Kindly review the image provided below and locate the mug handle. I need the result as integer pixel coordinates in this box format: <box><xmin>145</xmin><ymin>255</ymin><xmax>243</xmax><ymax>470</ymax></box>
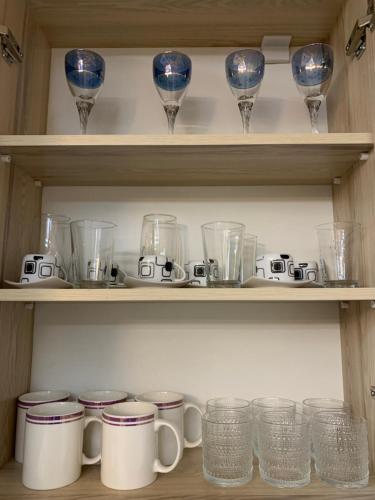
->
<box><xmin>183</xmin><ymin>403</ymin><xmax>203</xmax><ymax>448</ymax></box>
<box><xmin>153</xmin><ymin>418</ymin><xmax>182</xmax><ymax>473</ymax></box>
<box><xmin>82</xmin><ymin>416</ymin><xmax>102</xmax><ymax>465</ymax></box>
<box><xmin>173</xmin><ymin>262</ymin><xmax>187</xmax><ymax>282</ymax></box>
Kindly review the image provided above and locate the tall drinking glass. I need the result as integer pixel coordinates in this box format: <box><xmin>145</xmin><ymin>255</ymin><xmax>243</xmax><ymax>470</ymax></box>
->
<box><xmin>65</xmin><ymin>49</ymin><xmax>105</xmax><ymax>134</ymax></box>
<box><xmin>140</xmin><ymin>214</ymin><xmax>178</xmax><ymax>259</ymax></box>
<box><xmin>39</xmin><ymin>214</ymin><xmax>71</xmax><ymax>280</ymax></box>
<box><xmin>201</xmin><ymin>221</ymin><xmax>244</xmax><ymax>288</ymax></box>
<box><xmin>258</xmin><ymin>411</ymin><xmax>311</xmax><ymax>488</ymax></box>
<box><xmin>292</xmin><ymin>43</ymin><xmax>334</xmax><ymax>134</ymax></box>
<box><xmin>316</xmin><ymin>222</ymin><xmax>361</xmax><ymax>287</ymax></box>
<box><xmin>153</xmin><ymin>51</ymin><xmax>192</xmax><ymax>134</ymax></box>
<box><xmin>71</xmin><ymin>219</ymin><xmax>116</xmax><ymax>288</ymax></box>
<box><xmin>242</xmin><ymin>234</ymin><xmax>257</xmax><ymax>283</ymax></box>
<box><xmin>202</xmin><ymin>409</ymin><xmax>252</xmax><ymax>487</ymax></box>
<box><xmin>225</xmin><ymin>49</ymin><xmax>265</xmax><ymax>134</ymax></box>
<box><xmin>312</xmin><ymin>412</ymin><xmax>369</xmax><ymax>488</ymax></box>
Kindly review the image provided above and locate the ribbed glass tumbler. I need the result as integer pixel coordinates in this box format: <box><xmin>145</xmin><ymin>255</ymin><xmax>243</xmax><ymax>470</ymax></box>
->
<box><xmin>312</xmin><ymin>412</ymin><xmax>369</xmax><ymax>488</ymax></box>
<box><xmin>202</xmin><ymin>409</ymin><xmax>252</xmax><ymax>487</ymax></box>
<box><xmin>258</xmin><ymin>411</ymin><xmax>311</xmax><ymax>488</ymax></box>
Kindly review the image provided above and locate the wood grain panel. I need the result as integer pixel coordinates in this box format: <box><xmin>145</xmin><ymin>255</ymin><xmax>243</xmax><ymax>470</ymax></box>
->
<box><xmin>0</xmin><ymin>133</ymin><xmax>371</xmax><ymax>186</ymax></box>
<box><xmin>0</xmin><ymin>449</ymin><xmax>375</xmax><ymax>499</ymax></box>
<box><xmin>27</xmin><ymin>0</ymin><xmax>345</xmax><ymax>47</ymax></box>
<box><xmin>327</xmin><ymin>0</ymin><xmax>375</xmax><ymax>471</ymax></box>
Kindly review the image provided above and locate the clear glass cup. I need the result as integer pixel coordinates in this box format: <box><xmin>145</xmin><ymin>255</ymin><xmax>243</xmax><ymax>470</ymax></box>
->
<box><xmin>241</xmin><ymin>234</ymin><xmax>257</xmax><ymax>283</ymax></box>
<box><xmin>291</xmin><ymin>43</ymin><xmax>334</xmax><ymax>134</ymax></box>
<box><xmin>65</xmin><ymin>49</ymin><xmax>105</xmax><ymax>134</ymax></box>
<box><xmin>201</xmin><ymin>221</ymin><xmax>245</xmax><ymax>288</ymax></box>
<box><xmin>302</xmin><ymin>398</ymin><xmax>351</xmax><ymax>419</ymax></box>
<box><xmin>202</xmin><ymin>409</ymin><xmax>252</xmax><ymax>487</ymax></box>
<box><xmin>153</xmin><ymin>51</ymin><xmax>192</xmax><ymax>134</ymax></box>
<box><xmin>39</xmin><ymin>214</ymin><xmax>71</xmax><ymax>280</ymax></box>
<box><xmin>71</xmin><ymin>219</ymin><xmax>116</xmax><ymax>288</ymax></box>
<box><xmin>252</xmin><ymin>397</ymin><xmax>296</xmax><ymax>456</ymax></box>
<box><xmin>258</xmin><ymin>411</ymin><xmax>311</xmax><ymax>488</ymax></box>
<box><xmin>206</xmin><ymin>398</ymin><xmax>251</xmax><ymax>416</ymax></box>
<box><xmin>225</xmin><ymin>49</ymin><xmax>265</xmax><ymax>133</ymax></box>
<box><xmin>312</xmin><ymin>411</ymin><xmax>369</xmax><ymax>488</ymax></box>
<box><xmin>140</xmin><ymin>213</ymin><xmax>178</xmax><ymax>259</ymax></box>
<box><xmin>316</xmin><ymin>222</ymin><xmax>361</xmax><ymax>288</ymax></box>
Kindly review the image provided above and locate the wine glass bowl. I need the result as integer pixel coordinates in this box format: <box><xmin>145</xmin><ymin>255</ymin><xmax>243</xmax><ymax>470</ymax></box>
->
<box><xmin>292</xmin><ymin>43</ymin><xmax>334</xmax><ymax>134</ymax></box>
<box><xmin>65</xmin><ymin>49</ymin><xmax>105</xmax><ymax>134</ymax></box>
<box><xmin>153</xmin><ymin>50</ymin><xmax>192</xmax><ymax>134</ymax></box>
<box><xmin>225</xmin><ymin>49</ymin><xmax>265</xmax><ymax>134</ymax></box>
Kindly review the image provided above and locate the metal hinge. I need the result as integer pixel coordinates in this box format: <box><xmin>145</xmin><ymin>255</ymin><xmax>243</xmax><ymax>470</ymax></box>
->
<box><xmin>346</xmin><ymin>0</ymin><xmax>375</xmax><ymax>59</ymax></box>
<box><xmin>0</xmin><ymin>25</ymin><xmax>23</xmax><ymax>64</ymax></box>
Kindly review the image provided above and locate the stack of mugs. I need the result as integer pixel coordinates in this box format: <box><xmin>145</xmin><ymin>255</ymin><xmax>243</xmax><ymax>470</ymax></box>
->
<box><xmin>16</xmin><ymin>389</ymin><xmax>202</xmax><ymax>491</ymax></box>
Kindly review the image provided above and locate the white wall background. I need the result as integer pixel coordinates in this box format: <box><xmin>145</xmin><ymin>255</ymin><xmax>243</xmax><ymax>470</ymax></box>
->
<box><xmin>31</xmin><ymin>49</ymin><xmax>342</xmax><ymax>423</ymax></box>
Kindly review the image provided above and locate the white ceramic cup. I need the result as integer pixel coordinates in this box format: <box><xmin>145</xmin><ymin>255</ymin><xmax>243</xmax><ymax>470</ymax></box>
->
<box><xmin>101</xmin><ymin>401</ymin><xmax>182</xmax><ymax>490</ymax></box>
<box><xmin>294</xmin><ymin>260</ymin><xmax>319</xmax><ymax>282</ymax></box>
<box><xmin>136</xmin><ymin>391</ymin><xmax>203</xmax><ymax>465</ymax></box>
<box><xmin>22</xmin><ymin>402</ymin><xmax>101</xmax><ymax>490</ymax></box>
<box><xmin>138</xmin><ymin>255</ymin><xmax>186</xmax><ymax>282</ymax></box>
<box><xmin>15</xmin><ymin>390</ymin><xmax>70</xmax><ymax>463</ymax></box>
<box><xmin>20</xmin><ymin>253</ymin><xmax>66</xmax><ymax>283</ymax></box>
<box><xmin>256</xmin><ymin>253</ymin><xmax>295</xmax><ymax>282</ymax></box>
<box><xmin>184</xmin><ymin>261</ymin><xmax>207</xmax><ymax>287</ymax></box>
<box><xmin>78</xmin><ymin>390</ymin><xmax>128</xmax><ymax>458</ymax></box>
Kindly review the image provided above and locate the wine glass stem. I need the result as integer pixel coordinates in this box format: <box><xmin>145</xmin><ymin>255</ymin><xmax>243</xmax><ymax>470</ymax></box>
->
<box><xmin>305</xmin><ymin>98</ymin><xmax>322</xmax><ymax>134</ymax></box>
<box><xmin>76</xmin><ymin>99</ymin><xmax>94</xmax><ymax>135</ymax></box>
<box><xmin>238</xmin><ymin>100</ymin><xmax>254</xmax><ymax>134</ymax></box>
<box><xmin>164</xmin><ymin>104</ymin><xmax>179</xmax><ymax>134</ymax></box>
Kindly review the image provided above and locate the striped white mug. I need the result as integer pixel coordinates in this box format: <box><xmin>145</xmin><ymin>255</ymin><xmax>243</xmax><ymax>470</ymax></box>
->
<box><xmin>22</xmin><ymin>402</ymin><xmax>101</xmax><ymax>490</ymax></box>
<box><xmin>15</xmin><ymin>390</ymin><xmax>70</xmax><ymax>463</ymax></box>
<box><xmin>101</xmin><ymin>402</ymin><xmax>182</xmax><ymax>490</ymax></box>
<box><xmin>136</xmin><ymin>391</ymin><xmax>203</xmax><ymax>464</ymax></box>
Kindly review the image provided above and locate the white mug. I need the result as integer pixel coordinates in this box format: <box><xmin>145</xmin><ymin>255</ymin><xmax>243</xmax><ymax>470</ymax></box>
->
<box><xmin>15</xmin><ymin>390</ymin><xmax>70</xmax><ymax>463</ymax></box>
<box><xmin>101</xmin><ymin>402</ymin><xmax>182</xmax><ymax>490</ymax></box>
<box><xmin>20</xmin><ymin>253</ymin><xmax>66</xmax><ymax>283</ymax></box>
<box><xmin>184</xmin><ymin>261</ymin><xmax>207</xmax><ymax>287</ymax></box>
<box><xmin>136</xmin><ymin>391</ymin><xmax>203</xmax><ymax>465</ymax></box>
<box><xmin>294</xmin><ymin>260</ymin><xmax>319</xmax><ymax>282</ymax></box>
<box><xmin>78</xmin><ymin>390</ymin><xmax>128</xmax><ymax>458</ymax></box>
<box><xmin>22</xmin><ymin>402</ymin><xmax>101</xmax><ymax>490</ymax></box>
<box><xmin>256</xmin><ymin>253</ymin><xmax>295</xmax><ymax>282</ymax></box>
<box><xmin>138</xmin><ymin>255</ymin><xmax>186</xmax><ymax>282</ymax></box>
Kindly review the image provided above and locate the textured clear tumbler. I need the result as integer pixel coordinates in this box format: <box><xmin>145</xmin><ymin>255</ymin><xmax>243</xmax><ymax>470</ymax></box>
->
<box><xmin>312</xmin><ymin>412</ymin><xmax>369</xmax><ymax>488</ymax></box>
<box><xmin>202</xmin><ymin>409</ymin><xmax>252</xmax><ymax>487</ymax></box>
<box><xmin>258</xmin><ymin>411</ymin><xmax>311</xmax><ymax>488</ymax></box>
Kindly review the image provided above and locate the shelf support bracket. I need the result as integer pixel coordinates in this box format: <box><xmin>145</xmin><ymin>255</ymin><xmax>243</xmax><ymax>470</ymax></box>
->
<box><xmin>24</xmin><ymin>302</ymin><xmax>34</xmax><ymax>310</ymax></box>
<box><xmin>340</xmin><ymin>301</ymin><xmax>350</xmax><ymax>310</ymax></box>
<box><xmin>370</xmin><ymin>300</ymin><xmax>375</xmax><ymax>310</ymax></box>
<box><xmin>0</xmin><ymin>154</ymin><xmax>11</xmax><ymax>164</ymax></box>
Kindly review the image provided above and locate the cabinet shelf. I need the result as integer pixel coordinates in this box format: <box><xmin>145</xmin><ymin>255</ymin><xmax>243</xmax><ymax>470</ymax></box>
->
<box><xmin>1</xmin><ymin>449</ymin><xmax>374</xmax><ymax>499</ymax></box>
<box><xmin>0</xmin><ymin>288</ymin><xmax>374</xmax><ymax>303</ymax></box>
<box><xmin>0</xmin><ymin>134</ymin><xmax>372</xmax><ymax>186</ymax></box>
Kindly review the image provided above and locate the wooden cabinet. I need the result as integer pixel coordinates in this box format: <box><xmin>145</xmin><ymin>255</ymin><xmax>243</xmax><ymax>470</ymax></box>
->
<box><xmin>0</xmin><ymin>0</ymin><xmax>375</xmax><ymax>497</ymax></box>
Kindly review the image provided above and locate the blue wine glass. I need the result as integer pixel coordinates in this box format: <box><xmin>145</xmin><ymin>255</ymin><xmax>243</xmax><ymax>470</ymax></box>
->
<box><xmin>153</xmin><ymin>51</ymin><xmax>192</xmax><ymax>134</ymax></box>
<box><xmin>225</xmin><ymin>49</ymin><xmax>265</xmax><ymax>134</ymax></box>
<box><xmin>65</xmin><ymin>49</ymin><xmax>105</xmax><ymax>134</ymax></box>
<box><xmin>292</xmin><ymin>43</ymin><xmax>334</xmax><ymax>134</ymax></box>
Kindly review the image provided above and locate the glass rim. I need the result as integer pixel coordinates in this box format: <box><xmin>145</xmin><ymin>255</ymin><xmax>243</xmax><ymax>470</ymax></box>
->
<box><xmin>201</xmin><ymin>221</ymin><xmax>245</xmax><ymax>231</ymax></box>
<box><xmin>302</xmin><ymin>397</ymin><xmax>350</xmax><ymax>408</ymax></box>
<box><xmin>206</xmin><ymin>397</ymin><xmax>251</xmax><ymax>409</ymax></box>
<box><xmin>244</xmin><ymin>233</ymin><xmax>257</xmax><ymax>240</ymax></box>
<box><xmin>293</xmin><ymin>43</ymin><xmax>333</xmax><ymax>56</ymax></box>
<box><xmin>143</xmin><ymin>213</ymin><xmax>177</xmax><ymax>224</ymax></box>
<box><xmin>315</xmin><ymin>221</ymin><xmax>361</xmax><ymax>231</ymax></box>
<box><xmin>70</xmin><ymin>219</ymin><xmax>117</xmax><ymax>229</ymax></box>
<box><xmin>203</xmin><ymin>409</ymin><xmax>252</xmax><ymax>424</ymax></box>
<box><xmin>65</xmin><ymin>48</ymin><xmax>105</xmax><ymax>63</ymax></box>
<box><xmin>252</xmin><ymin>397</ymin><xmax>296</xmax><ymax>409</ymax></box>
<box><xmin>313</xmin><ymin>410</ymin><xmax>366</xmax><ymax>426</ymax></box>
<box><xmin>260</xmin><ymin>410</ymin><xmax>308</xmax><ymax>427</ymax></box>
<box><xmin>41</xmin><ymin>213</ymin><xmax>71</xmax><ymax>224</ymax></box>
<box><xmin>226</xmin><ymin>48</ymin><xmax>265</xmax><ymax>60</ymax></box>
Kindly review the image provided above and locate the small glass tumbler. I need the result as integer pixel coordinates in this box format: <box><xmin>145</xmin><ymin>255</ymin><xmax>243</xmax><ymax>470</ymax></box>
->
<box><xmin>241</xmin><ymin>234</ymin><xmax>257</xmax><ymax>283</ymax></box>
<box><xmin>312</xmin><ymin>411</ymin><xmax>369</xmax><ymax>488</ymax></box>
<box><xmin>140</xmin><ymin>213</ymin><xmax>178</xmax><ymax>259</ymax></box>
<box><xmin>39</xmin><ymin>214</ymin><xmax>71</xmax><ymax>280</ymax></box>
<box><xmin>316</xmin><ymin>222</ymin><xmax>361</xmax><ymax>288</ymax></box>
<box><xmin>206</xmin><ymin>398</ymin><xmax>251</xmax><ymax>416</ymax></box>
<box><xmin>258</xmin><ymin>411</ymin><xmax>311</xmax><ymax>488</ymax></box>
<box><xmin>252</xmin><ymin>397</ymin><xmax>296</xmax><ymax>457</ymax></box>
<box><xmin>202</xmin><ymin>409</ymin><xmax>252</xmax><ymax>487</ymax></box>
<box><xmin>201</xmin><ymin>221</ymin><xmax>245</xmax><ymax>288</ymax></box>
<box><xmin>71</xmin><ymin>219</ymin><xmax>116</xmax><ymax>288</ymax></box>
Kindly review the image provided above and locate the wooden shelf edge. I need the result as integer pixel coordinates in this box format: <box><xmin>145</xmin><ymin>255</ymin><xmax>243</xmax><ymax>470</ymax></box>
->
<box><xmin>0</xmin><ymin>288</ymin><xmax>375</xmax><ymax>302</ymax></box>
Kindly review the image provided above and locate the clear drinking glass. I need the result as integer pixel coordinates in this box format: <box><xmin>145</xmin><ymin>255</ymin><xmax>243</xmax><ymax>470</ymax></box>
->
<box><xmin>225</xmin><ymin>49</ymin><xmax>265</xmax><ymax>134</ymax></box>
<box><xmin>312</xmin><ymin>411</ymin><xmax>369</xmax><ymax>488</ymax></box>
<box><xmin>65</xmin><ymin>49</ymin><xmax>105</xmax><ymax>134</ymax></box>
<box><xmin>71</xmin><ymin>219</ymin><xmax>116</xmax><ymax>288</ymax></box>
<box><xmin>258</xmin><ymin>411</ymin><xmax>311</xmax><ymax>488</ymax></box>
<box><xmin>241</xmin><ymin>234</ymin><xmax>257</xmax><ymax>283</ymax></box>
<box><xmin>252</xmin><ymin>397</ymin><xmax>296</xmax><ymax>457</ymax></box>
<box><xmin>140</xmin><ymin>214</ymin><xmax>178</xmax><ymax>259</ymax></box>
<box><xmin>202</xmin><ymin>409</ymin><xmax>252</xmax><ymax>487</ymax></box>
<box><xmin>201</xmin><ymin>221</ymin><xmax>244</xmax><ymax>288</ymax></box>
<box><xmin>316</xmin><ymin>222</ymin><xmax>361</xmax><ymax>288</ymax></box>
<box><xmin>302</xmin><ymin>398</ymin><xmax>351</xmax><ymax>419</ymax></box>
<box><xmin>206</xmin><ymin>398</ymin><xmax>251</xmax><ymax>416</ymax></box>
<box><xmin>291</xmin><ymin>43</ymin><xmax>334</xmax><ymax>134</ymax></box>
<box><xmin>153</xmin><ymin>51</ymin><xmax>192</xmax><ymax>134</ymax></box>
<box><xmin>39</xmin><ymin>214</ymin><xmax>71</xmax><ymax>280</ymax></box>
